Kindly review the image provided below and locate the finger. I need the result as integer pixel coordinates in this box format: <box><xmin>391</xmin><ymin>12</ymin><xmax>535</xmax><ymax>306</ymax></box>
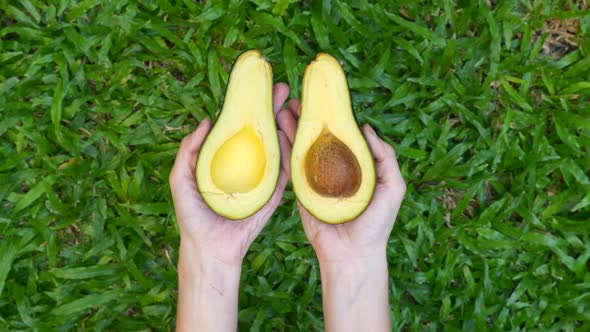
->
<box><xmin>287</xmin><ymin>99</ymin><xmax>301</xmax><ymax>118</ymax></box>
<box><xmin>278</xmin><ymin>130</ymin><xmax>292</xmax><ymax>176</ymax></box>
<box><xmin>269</xmin><ymin>167</ymin><xmax>289</xmax><ymax>212</ymax></box>
<box><xmin>246</xmin><ymin>132</ymin><xmax>290</xmax><ymax>223</ymax></box>
<box><xmin>180</xmin><ymin>118</ymin><xmax>212</xmax><ymax>171</ymax></box>
<box><xmin>362</xmin><ymin>124</ymin><xmax>405</xmax><ymax>191</ymax></box>
<box><xmin>169</xmin><ymin>119</ymin><xmax>213</xmax><ymax>216</ymax></box>
<box><xmin>248</xmin><ymin>161</ymin><xmax>290</xmax><ymax>233</ymax></box>
<box><xmin>296</xmin><ymin>201</ymin><xmax>330</xmax><ymax>244</ymax></box>
<box><xmin>297</xmin><ymin>201</ymin><xmax>315</xmax><ymax>240</ymax></box>
<box><xmin>170</xmin><ymin>118</ymin><xmax>212</xmax><ymax>186</ymax></box>
<box><xmin>237</xmin><ymin>168</ymin><xmax>288</xmax><ymax>253</ymax></box>
<box><xmin>276</xmin><ymin>109</ymin><xmax>297</xmax><ymax>144</ymax></box>
<box><xmin>273</xmin><ymin>83</ymin><xmax>290</xmax><ymax>115</ymax></box>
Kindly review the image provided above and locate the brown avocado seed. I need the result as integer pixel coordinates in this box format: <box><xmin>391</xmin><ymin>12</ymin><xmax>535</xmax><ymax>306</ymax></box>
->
<box><xmin>304</xmin><ymin>131</ymin><xmax>362</xmax><ymax>197</ymax></box>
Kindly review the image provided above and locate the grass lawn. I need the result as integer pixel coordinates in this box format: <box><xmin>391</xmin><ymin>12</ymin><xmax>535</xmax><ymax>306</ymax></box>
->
<box><xmin>1</xmin><ymin>0</ymin><xmax>590</xmax><ymax>330</ymax></box>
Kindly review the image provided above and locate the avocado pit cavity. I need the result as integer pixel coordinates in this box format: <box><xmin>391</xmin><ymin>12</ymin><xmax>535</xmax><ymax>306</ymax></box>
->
<box><xmin>210</xmin><ymin>127</ymin><xmax>266</xmax><ymax>193</ymax></box>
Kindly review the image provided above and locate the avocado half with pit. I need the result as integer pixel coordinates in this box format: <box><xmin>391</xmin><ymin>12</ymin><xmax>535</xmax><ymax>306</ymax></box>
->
<box><xmin>291</xmin><ymin>53</ymin><xmax>376</xmax><ymax>224</ymax></box>
<box><xmin>196</xmin><ymin>50</ymin><xmax>279</xmax><ymax>220</ymax></box>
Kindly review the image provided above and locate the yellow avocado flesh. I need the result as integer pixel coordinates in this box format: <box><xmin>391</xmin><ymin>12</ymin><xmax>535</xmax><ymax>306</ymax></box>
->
<box><xmin>291</xmin><ymin>53</ymin><xmax>376</xmax><ymax>224</ymax></box>
<box><xmin>210</xmin><ymin>127</ymin><xmax>266</xmax><ymax>193</ymax></box>
<box><xmin>196</xmin><ymin>50</ymin><xmax>279</xmax><ymax>220</ymax></box>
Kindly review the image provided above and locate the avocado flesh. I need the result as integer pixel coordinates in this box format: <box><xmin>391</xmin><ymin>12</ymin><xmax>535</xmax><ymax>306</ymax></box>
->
<box><xmin>291</xmin><ymin>53</ymin><xmax>376</xmax><ymax>224</ymax></box>
<box><xmin>210</xmin><ymin>127</ymin><xmax>266</xmax><ymax>193</ymax></box>
<box><xmin>196</xmin><ymin>50</ymin><xmax>279</xmax><ymax>220</ymax></box>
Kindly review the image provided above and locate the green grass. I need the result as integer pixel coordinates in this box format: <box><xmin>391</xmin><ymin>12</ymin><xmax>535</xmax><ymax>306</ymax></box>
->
<box><xmin>1</xmin><ymin>0</ymin><xmax>590</xmax><ymax>330</ymax></box>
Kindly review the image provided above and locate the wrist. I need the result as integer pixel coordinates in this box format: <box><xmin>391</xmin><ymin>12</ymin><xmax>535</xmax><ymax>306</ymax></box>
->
<box><xmin>315</xmin><ymin>242</ymin><xmax>387</xmax><ymax>266</ymax></box>
<box><xmin>318</xmin><ymin>249</ymin><xmax>389</xmax><ymax>306</ymax></box>
<box><xmin>318</xmin><ymin>251</ymin><xmax>388</xmax><ymax>281</ymax></box>
<box><xmin>318</xmin><ymin>250</ymin><xmax>391</xmax><ymax>332</ymax></box>
<box><xmin>179</xmin><ymin>240</ymin><xmax>243</xmax><ymax>276</ymax></box>
<box><xmin>177</xmin><ymin>239</ymin><xmax>243</xmax><ymax>313</ymax></box>
<box><xmin>176</xmin><ymin>240</ymin><xmax>242</xmax><ymax>332</ymax></box>
<box><xmin>179</xmin><ymin>235</ymin><xmax>245</xmax><ymax>269</ymax></box>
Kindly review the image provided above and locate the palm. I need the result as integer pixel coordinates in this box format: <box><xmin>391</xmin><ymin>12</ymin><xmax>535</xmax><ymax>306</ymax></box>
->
<box><xmin>300</xmin><ymin>184</ymin><xmax>402</xmax><ymax>261</ymax></box>
<box><xmin>175</xmin><ymin>162</ymin><xmax>287</xmax><ymax>264</ymax></box>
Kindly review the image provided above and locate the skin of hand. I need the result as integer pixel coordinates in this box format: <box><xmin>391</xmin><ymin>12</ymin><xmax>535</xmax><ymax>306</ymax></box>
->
<box><xmin>170</xmin><ymin>83</ymin><xmax>291</xmax><ymax>332</ymax></box>
<box><xmin>276</xmin><ymin>99</ymin><xmax>406</xmax><ymax>332</ymax></box>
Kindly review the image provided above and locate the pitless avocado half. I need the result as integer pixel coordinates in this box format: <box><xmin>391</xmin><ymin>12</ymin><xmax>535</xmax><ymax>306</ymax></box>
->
<box><xmin>196</xmin><ymin>50</ymin><xmax>280</xmax><ymax>220</ymax></box>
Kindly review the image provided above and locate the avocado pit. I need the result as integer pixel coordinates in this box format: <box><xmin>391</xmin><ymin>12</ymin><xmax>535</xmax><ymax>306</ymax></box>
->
<box><xmin>304</xmin><ymin>131</ymin><xmax>362</xmax><ymax>197</ymax></box>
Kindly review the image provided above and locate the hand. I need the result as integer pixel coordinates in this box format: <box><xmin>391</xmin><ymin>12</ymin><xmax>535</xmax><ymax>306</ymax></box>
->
<box><xmin>169</xmin><ymin>83</ymin><xmax>292</xmax><ymax>266</ymax></box>
<box><xmin>172</xmin><ymin>83</ymin><xmax>293</xmax><ymax>332</ymax></box>
<box><xmin>276</xmin><ymin>99</ymin><xmax>406</xmax><ymax>262</ymax></box>
<box><xmin>277</xmin><ymin>99</ymin><xmax>405</xmax><ymax>332</ymax></box>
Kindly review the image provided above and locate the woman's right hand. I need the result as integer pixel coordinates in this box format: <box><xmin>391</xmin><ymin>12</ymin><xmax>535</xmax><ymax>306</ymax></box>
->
<box><xmin>276</xmin><ymin>99</ymin><xmax>405</xmax><ymax>332</ymax></box>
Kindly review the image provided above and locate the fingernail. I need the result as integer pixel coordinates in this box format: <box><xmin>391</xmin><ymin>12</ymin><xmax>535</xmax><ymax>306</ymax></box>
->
<box><xmin>366</xmin><ymin>124</ymin><xmax>376</xmax><ymax>136</ymax></box>
<box><xmin>197</xmin><ymin>118</ymin><xmax>211</xmax><ymax>130</ymax></box>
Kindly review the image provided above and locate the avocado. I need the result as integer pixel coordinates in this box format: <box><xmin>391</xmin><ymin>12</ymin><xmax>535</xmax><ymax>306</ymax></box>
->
<box><xmin>196</xmin><ymin>50</ymin><xmax>280</xmax><ymax>220</ymax></box>
<box><xmin>291</xmin><ymin>53</ymin><xmax>376</xmax><ymax>224</ymax></box>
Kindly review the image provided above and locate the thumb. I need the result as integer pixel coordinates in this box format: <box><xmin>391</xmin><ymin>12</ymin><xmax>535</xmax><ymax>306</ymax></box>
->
<box><xmin>170</xmin><ymin>118</ymin><xmax>212</xmax><ymax>186</ymax></box>
<box><xmin>362</xmin><ymin>124</ymin><xmax>404</xmax><ymax>190</ymax></box>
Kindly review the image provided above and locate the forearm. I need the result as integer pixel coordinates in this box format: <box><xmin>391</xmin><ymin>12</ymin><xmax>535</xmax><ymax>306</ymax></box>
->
<box><xmin>176</xmin><ymin>241</ymin><xmax>242</xmax><ymax>332</ymax></box>
<box><xmin>318</xmin><ymin>251</ymin><xmax>391</xmax><ymax>332</ymax></box>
